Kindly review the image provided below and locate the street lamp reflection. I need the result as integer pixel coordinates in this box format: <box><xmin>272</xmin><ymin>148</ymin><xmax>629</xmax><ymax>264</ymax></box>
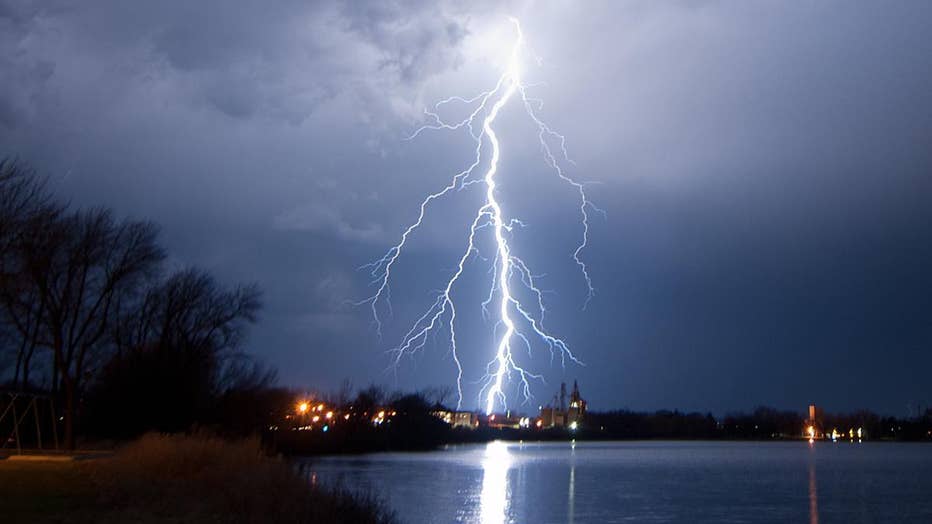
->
<box><xmin>808</xmin><ymin>452</ymin><xmax>819</xmax><ymax>524</ymax></box>
<box><xmin>480</xmin><ymin>441</ymin><xmax>512</xmax><ymax>524</ymax></box>
<box><xmin>567</xmin><ymin>463</ymin><xmax>576</xmax><ymax>524</ymax></box>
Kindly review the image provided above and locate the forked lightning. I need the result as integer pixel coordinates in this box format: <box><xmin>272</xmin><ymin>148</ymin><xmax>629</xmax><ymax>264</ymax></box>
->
<box><xmin>357</xmin><ymin>18</ymin><xmax>600</xmax><ymax>414</ymax></box>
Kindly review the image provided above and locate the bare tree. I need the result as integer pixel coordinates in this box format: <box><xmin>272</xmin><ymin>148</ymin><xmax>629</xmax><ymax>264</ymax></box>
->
<box><xmin>332</xmin><ymin>379</ymin><xmax>355</xmax><ymax>407</ymax></box>
<box><xmin>0</xmin><ymin>160</ymin><xmax>61</xmax><ymax>390</ymax></box>
<box><xmin>2</xmin><ymin>158</ymin><xmax>267</xmax><ymax>443</ymax></box>
<box><xmin>114</xmin><ymin>268</ymin><xmax>260</xmax><ymax>360</ymax></box>
<box><xmin>0</xmin><ymin>159</ymin><xmax>55</xmax><ymax>252</ymax></box>
<box><xmin>95</xmin><ymin>268</ymin><xmax>261</xmax><ymax>435</ymax></box>
<box><xmin>14</xmin><ymin>208</ymin><xmax>164</xmax><ymax>447</ymax></box>
<box><xmin>353</xmin><ymin>384</ymin><xmax>387</xmax><ymax>414</ymax></box>
<box><xmin>216</xmin><ymin>357</ymin><xmax>278</xmax><ymax>393</ymax></box>
<box><xmin>1</xmin><ymin>279</ymin><xmax>46</xmax><ymax>390</ymax></box>
<box><xmin>423</xmin><ymin>385</ymin><xmax>455</xmax><ymax>408</ymax></box>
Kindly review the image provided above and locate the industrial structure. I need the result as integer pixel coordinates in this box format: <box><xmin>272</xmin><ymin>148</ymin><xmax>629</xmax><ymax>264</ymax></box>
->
<box><xmin>804</xmin><ymin>404</ymin><xmax>824</xmax><ymax>440</ymax></box>
<box><xmin>539</xmin><ymin>381</ymin><xmax>587</xmax><ymax>429</ymax></box>
<box><xmin>804</xmin><ymin>403</ymin><xmax>867</xmax><ymax>442</ymax></box>
<box><xmin>430</xmin><ymin>381</ymin><xmax>588</xmax><ymax>431</ymax></box>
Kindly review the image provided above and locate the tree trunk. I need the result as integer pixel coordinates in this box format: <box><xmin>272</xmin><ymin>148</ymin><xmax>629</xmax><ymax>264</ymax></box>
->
<box><xmin>22</xmin><ymin>348</ymin><xmax>32</xmax><ymax>390</ymax></box>
<box><xmin>51</xmin><ymin>350</ymin><xmax>59</xmax><ymax>396</ymax></box>
<box><xmin>22</xmin><ymin>303</ymin><xmax>43</xmax><ymax>392</ymax></box>
<box><xmin>13</xmin><ymin>348</ymin><xmax>23</xmax><ymax>390</ymax></box>
<box><xmin>63</xmin><ymin>378</ymin><xmax>76</xmax><ymax>450</ymax></box>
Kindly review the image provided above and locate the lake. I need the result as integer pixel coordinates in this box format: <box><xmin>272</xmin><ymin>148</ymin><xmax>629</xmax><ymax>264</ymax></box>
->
<box><xmin>302</xmin><ymin>440</ymin><xmax>932</xmax><ymax>523</ymax></box>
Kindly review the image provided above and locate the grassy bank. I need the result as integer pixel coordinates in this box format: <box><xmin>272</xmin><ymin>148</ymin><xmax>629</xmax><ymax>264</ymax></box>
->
<box><xmin>0</xmin><ymin>459</ymin><xmax>96</xmax><ymax>521</ymax></box>
<box><xmin>0</xmin><ymin>434</ymin><xmax>395</xmax><ymax>524</ymax></box>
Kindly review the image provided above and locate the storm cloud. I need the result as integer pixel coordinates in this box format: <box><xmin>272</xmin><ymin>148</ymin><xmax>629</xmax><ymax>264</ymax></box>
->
<box><xmin>2</xmin><ymin>0</ymin><xmax>931</xmax><ymax>414</ymax></box>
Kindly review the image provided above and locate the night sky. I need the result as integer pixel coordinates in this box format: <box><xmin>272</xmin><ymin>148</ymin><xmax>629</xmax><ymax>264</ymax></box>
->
<box><xmin>2</xmin><ymin>1</ymin><xmax>931</xmax><ymax>415</ymax></box>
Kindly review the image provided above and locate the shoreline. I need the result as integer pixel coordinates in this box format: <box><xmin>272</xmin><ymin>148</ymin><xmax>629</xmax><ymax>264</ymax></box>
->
<box><xmin>274</xmin><ymin>428</ymin><xmax>929</xmax><ymax>458</ymax></box>
<box><xmin>0</xmin><ymin>434</ymin><xmax>396</xmax><ymax>524</ymax></box>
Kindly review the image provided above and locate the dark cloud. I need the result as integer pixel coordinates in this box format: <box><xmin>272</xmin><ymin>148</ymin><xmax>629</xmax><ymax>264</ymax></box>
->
<box><xmin>1</xmin><ymin>0</ymin><xmax>930</xmax><ymax>414</ymax></box>
<box><xmin>339</xmin><ymin>1</ymin><xmax>470</xmax><ymax>82</ymax></box>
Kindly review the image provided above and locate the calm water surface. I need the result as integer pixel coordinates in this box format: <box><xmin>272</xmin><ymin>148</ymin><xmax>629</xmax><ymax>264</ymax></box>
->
<box><xmin>302</xmin><ymin>441</ymin><xmax>932</xmax><ymax>523</ymax></box>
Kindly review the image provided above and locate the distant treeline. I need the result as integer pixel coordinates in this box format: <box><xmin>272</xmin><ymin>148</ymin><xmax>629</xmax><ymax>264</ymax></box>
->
<box><xmin>585</xmin><ymin>406</ymin><xmax>932</xmax><ymax>441</ymax></box>
<box><xmin>0</xmin><ymin>158</ymin><xmax>272</xmax><ymax>448</ymax></box>
<box><xmin>274</xmin><ymin>388</ymin><xmax>932</xmax><ymax>456</ymax></box>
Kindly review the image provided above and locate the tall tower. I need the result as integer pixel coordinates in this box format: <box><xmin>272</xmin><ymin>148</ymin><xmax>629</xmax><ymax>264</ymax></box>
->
<box><xmin>567</xmin><ymin>380</ymin><xmax>586</xmax><ymax>426</ymax></box>
<box><xmin>559</xmin><ymin>382</ymin><xmax>567</xmax><ymax>411</ymax></box>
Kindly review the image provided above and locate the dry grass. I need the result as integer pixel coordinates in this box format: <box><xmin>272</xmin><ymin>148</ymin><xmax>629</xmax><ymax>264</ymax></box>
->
<box><xmin>87</xmin><ymin>433</ymin><xmax>397</xmax><ymax>524</ymax></box>
<box><xmin>0</xmin><ymin>434</ymin><xmax>396</xmax><ymax>524</ymax></box>
<box><xmin>0</xmin><ymin>460</ymin><xmax>95</xmax><ymax>522</ymax></box>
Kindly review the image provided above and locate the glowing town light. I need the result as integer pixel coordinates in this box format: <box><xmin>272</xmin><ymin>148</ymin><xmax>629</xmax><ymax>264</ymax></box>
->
<box><xmin>297</xmin><ymin>402</ymin><xmax>310</xmax><ymax>414</ymax></box>
<box><xmin>358</xmin><ymin>18</ymin><xmax>596</xmax><ymax>415</ymax></box>
<box><xmin>569</xmin><ymin>421</ymin><xmax>578</xmax><ymax>431</ymax></box>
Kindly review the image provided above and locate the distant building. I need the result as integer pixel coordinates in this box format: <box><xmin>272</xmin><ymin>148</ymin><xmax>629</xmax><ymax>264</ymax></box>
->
<box><xmin>432</xmin><ymin>408</ymin><xmax>453</xmax><ymax>425</ymax></box>
<box><xmin>432</xmin><ymin>407</ymin><xmax>479</xmax><ymax>429</ymax></box>
<box><xmin>567</xmin><ymin>381</ymin><xmax>587</xmax><ymax>425</ymax></box>
<box><xmin>539</xmin><ymin>381</ymin><xmax>587</xmax><ymax>429</ymax></box>
<box><xmin>453</xmin><ymin>411</ymin><xmax>479</xmax><ymax>429</ymax></box>
<box><xmin>485</xmin><ymin>412</ymin><xmax>526</xmax><ymax>429</ymax></box>
<box><xmin>805</xmin><ymin>404</ymin><xmax>824</xmax><ymax>439</ymax></box>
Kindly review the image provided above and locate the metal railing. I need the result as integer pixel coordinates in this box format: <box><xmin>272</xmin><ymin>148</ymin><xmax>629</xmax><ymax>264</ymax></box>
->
<box><xmin>0</xmin><ymin>391</ymin><xmax>59</xmax><ymax>454</ymax></box>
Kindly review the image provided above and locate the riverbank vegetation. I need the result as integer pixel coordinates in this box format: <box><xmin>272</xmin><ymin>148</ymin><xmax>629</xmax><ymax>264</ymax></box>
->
<box><xmin>0</xmin><ymin>433</ymin><xmax>395</xmax><ymax>524</ymax></box>
<box><xmin>272</xmin><ymin>388</ymin><xmax>932</xmax><ymax>456</ymax></box>
<box><xmin>1</xmin><ymin>158</ymin><xmax>272</xmax><ymax>448</ymax></box>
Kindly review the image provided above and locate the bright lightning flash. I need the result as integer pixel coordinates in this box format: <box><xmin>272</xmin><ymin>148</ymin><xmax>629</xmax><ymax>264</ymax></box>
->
<box><xmin>357</xmin><ymin>18</ymin><xmax>600</xmax><ymax>414</ymax></box>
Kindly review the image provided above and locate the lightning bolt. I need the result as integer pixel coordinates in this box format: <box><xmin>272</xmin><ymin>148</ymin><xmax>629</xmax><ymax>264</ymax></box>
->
<box><xmin>357</xmin><ymin>18</ymin><xmax>599</xmax><ymax>414</ymax></box>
